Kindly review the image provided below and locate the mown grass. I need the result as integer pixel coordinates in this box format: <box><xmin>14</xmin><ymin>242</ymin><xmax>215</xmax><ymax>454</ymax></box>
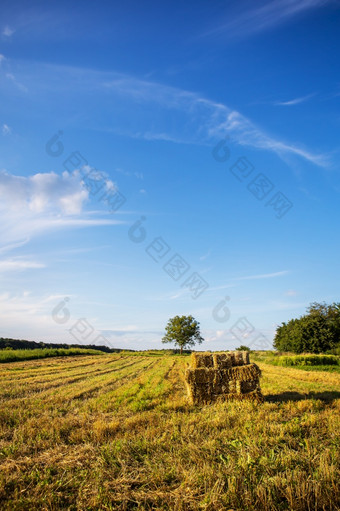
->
<box><xmin>0</xmin><ymin>354</ymin><xmax>339</xmax><ymax>510</ymax></box>
<box><xmin>0</xmin><ymin>348</ymin><xmax>103</xmax><ymax>363</ymax></box>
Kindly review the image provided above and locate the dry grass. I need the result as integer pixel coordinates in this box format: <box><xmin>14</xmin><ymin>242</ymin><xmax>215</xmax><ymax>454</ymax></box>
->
<box><xmin>0</xmin><ymin>354</ymin><xmax>339</xmax><ymax>510</ymax></box>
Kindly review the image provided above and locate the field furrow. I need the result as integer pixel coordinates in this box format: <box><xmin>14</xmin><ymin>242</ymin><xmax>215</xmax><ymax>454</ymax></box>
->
<box><xmin>0</xmin><ymin>354</ymin><xmax>339</xmax><ymax>511</ymax></box>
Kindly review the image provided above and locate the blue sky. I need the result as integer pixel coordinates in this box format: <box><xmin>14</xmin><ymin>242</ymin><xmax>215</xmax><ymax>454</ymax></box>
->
<box><xmin>0</xmin><ymin>0</ymin><xmax>339</xmax><ymax>350</ymax></box>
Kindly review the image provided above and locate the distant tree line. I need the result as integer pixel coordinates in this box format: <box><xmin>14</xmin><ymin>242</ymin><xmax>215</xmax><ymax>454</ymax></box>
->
<box><xmin>274</xmin><ymin>302</ymin><xmax>340</xmax><ymax>354</ymax></box>
<box><xmin>0</xmin><ymin>338</ymin><xmax>192</xmax><ymax>354</ymax></box>
<box><xmin>0</xmin><ymin>338</ymin><xmax>123</xmax><ymax>353</ymax></box>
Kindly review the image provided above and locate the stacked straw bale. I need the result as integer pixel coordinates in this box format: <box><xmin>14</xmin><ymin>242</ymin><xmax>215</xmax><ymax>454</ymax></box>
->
<box><xmin>185</xmin><ymin>351</ymin><xmax>263</xmax><ymax>404</ymax></box>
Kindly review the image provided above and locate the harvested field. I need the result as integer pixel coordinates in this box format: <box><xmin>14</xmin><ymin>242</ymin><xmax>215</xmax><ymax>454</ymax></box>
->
<box><xmin>0</xmin><ymin>354</ymin><xmax>339</xmax><ymax>510</ymax></box>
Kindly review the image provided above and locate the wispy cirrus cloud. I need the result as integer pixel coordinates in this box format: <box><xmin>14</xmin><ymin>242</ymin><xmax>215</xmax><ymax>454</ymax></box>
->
<box><xmin>235</xmin><ymin>270</ymin><xmax>290</xmax><ymax>280</ymax></box>
<box><xmin>275</xmin><ymin>93</ymin><xmax>316</xmax><ymax>106</ymax></box>
<box><xmin>204</xmin><ymin>0</ymin><xmax>331</xmax><ymax>39</ymax></box>
<box><xmin>0</xmin><ymin>259</ymin><xmax>45</xmax><ymax>272</ymax></box>
<box><xmin>5</xmin><ymin>72</ymin><xmax>28</xmax><ymax>92</ymax></box>
<box><xmin>102</xmin><ymin>73</ymin><xmax>329</xmax><ymax>166</ymax></box>
<box><xmin>285</xmin><ymin>289</ymin><xmax>298</xmax><ymax>296</ymax></box>
<box><xmin>2</xmin><ymin>25</ymin><xmax>14</xmax><ymax>37</ymax></box>
<box><xmin>2</xmin><ymin>123</ymin><xmax>11</xmax><ymax>135</ymax></box>
<box><xmin>208</xmin><ymin>109</ymin><xmax>329</xmax><ymax>166</ymax></box>
<box><xmin>0</xmin><ymin>60</ymin><xmax>330</xmax><ymax>167</ymax></box>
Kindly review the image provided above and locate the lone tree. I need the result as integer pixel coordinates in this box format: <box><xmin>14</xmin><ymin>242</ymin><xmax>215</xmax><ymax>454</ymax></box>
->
<box><xmin>162</xmin><ymin>315</ymin><xmax>203</xmax><ymax>354</ymax></box>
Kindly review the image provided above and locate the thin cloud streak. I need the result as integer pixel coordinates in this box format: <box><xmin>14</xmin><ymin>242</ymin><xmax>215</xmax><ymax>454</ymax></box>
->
<box><xmin>275</xmin><ymin>93</ymin><xmax>316</xmax><ymax>106</ymax></box>
<box><xmin>204</xmin><ymin>0</ymin><xmax>331</xmax><ymax>39</ymax></box>
<box><xmin>235</xmin><ymin>270</ymin><xmax>290</xmax><ymax>280</ymax></box>
<box><xmin>2</xmin><ymin>26</ymin><xmax>14</xmax><ymax>37</ymax></box>
<box><xmin>0</xmin><ymin>60</ymin><xmax>329</xmax><ymax>167</ymax></box>
<box><xmin>209</xmin><ymin>109</ymin><xmax>329</xmax><ymax>166</ymax></box>
<box><xmin>0</xmin><ymin>259</ymin><xmax>45</xmax><ymax>272</ymax></box>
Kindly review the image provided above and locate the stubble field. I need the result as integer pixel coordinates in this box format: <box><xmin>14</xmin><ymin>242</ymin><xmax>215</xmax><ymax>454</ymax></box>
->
<box><xmin>0</xmin><ymin>353</ymin><xmax>339</xmax><ymax>510</ymax></box>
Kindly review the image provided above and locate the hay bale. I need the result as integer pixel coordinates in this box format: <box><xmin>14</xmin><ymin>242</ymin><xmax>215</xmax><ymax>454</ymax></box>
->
<box><xmin>187</xmin><ymin>382</ymin><xmax>214</xmax><ymax>404</ymax></box>
<box><xmin>242</xmin><ymin>351</ymin><xmax>250</xmax><ymax>365</ymax></box>
<box><xmin>234</xmin><ymin>351</ymin><xmax>244</xmax><ymax>366</ymax></box>
<box><xmin>213</xmin><ymin>353</ymin><xmax>232</xmax><ymax>369</ymax></box>
<box><xmin>240</xmin><ymin>380</ymin><xmax>259</xmax><ymax>393</ymax></box>
<box><xmin>185</xmin><ymin>352</ymin><xmax>263</xmax><ymax>405</ymax></box>
<box><xmin>228</xmin><ymin>351</ymin><xmax>236</xmax><ymax>366</ymax></box>
<box><xmin>219</xmin><ymin>363</ymin><xmax>261</xmax><ymax>381</ymax></box>
<box><xmin>185</xmin><ymin>368</ymin><xmax>216</xmax><ymax>384</ymax></box>
<box><xmin>227</xmin><ymin>380</ymin><xmax>242</xmax><ymax>394</ymax></box>
<box><xmin>191</xmin><ymin>352</ymin><xmax>213</xmax><ymax>368</ymax></box>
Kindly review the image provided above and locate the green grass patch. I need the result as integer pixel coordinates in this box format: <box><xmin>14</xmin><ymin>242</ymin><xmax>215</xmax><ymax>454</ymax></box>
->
<box><xmin>284</xmin><ymin>364</ymin><xmax>340</xmax><ymax>373</ymax></box>
<box><xmin>273</xmin><ymin>354</ymin><xmax>339</xmax><ymax>367</ymax></box>
<box><xmin>251</xmin><ymin>351</ymin><xmax>340</xmax><ymax>372</ymax></box>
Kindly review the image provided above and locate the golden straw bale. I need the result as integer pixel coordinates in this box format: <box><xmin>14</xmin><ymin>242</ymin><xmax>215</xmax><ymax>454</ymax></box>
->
<box><xmin>191</xmin><ymin>352</ymin><xmax>213</xmax><ymax>369</ymax></box>
<box><xmin>185</xmin><ymin>368</ymin><xmax>216</xmax><ymax>384</ymax></box>
<box><xmin>240</xmin><ymin>380</ymin><xmax>258</xmax><ymax>393</ymax></box>
<box><xmin>236</xmin><ymin>380</ymin><xmax>242</xmax><ymax>394</ymax></box>
<box><xmin>242</xmin><ymin>351</ymin><xmax>250</xmax><ymax>365</ymax></box>
<box><xmin>228</xmin><ymin>380</ymin><xmax>237</xmax><ymax>394</ymax></box>
<box><xmin>234</xmin><ymin>351</ymin><xmax>244</xmax><ymax>366</ymax></box>
<box><xmin>213</xmin><ymin>353</ymin><xmax>232</xmax><ymax>369</ymax></box>
<box><xmin>187</xmin><ymin>383</ymin><xmax>214</xmax><ymax>404</ymax></box>
<box><xmin>185</xmin><ymin>352</ymin><xmax>263</xmax><ymax>404</ymax></box>
<box><xmin>219</xmin><ymin>363</ymin><xmax>261</xmax><ymax>381</ymax></box>
<box><xmin>228</xmin><ymin>351</ymin><xmax>236</xmax><ymax>366</ymax></box>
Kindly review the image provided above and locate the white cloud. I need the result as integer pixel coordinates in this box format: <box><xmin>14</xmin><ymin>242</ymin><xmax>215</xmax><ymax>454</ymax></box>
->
<box><xmin>0</xmin><ymin>239</ymin><xmax>30</xmax><ymax>255</ymax></box>
<box><xmin>2</xmin><ymin>123</ymin><xmax>11</xmax><ymax>135</ymax></box>
<box><xmin>0</xmin><ymin>61</ymin><xmax>329</xmax><ymax>167</ymax></box>
<box><xmin>199</xmin><ymin>250</ymin><xmax>211</xmax><ymax>261</ymax></box>
<box><xmin>209</xmin><ymin>109</ymin><xmax>329</xmax><ymax>166</ymax></box>
<box><xmin>205</xmin><ymin>0</ymin><xmax>331</xmax><ymax>39</ymax></box>
<box><xmin>115</xmin><ymin>167</ymin><xmax>144</xmax><ymax>180</ymax></box>
<box><xmin>5</xmin><ymin>72</ymin><xmax>28</xmax><ymax>93</ymax></box>
<box><xmin>0</xmin><ymin>170</ymin><xmax>89</xmax><ymax>215</ymax></box>
<box><xmin>0</xmin><ymin>292</ymin><xmax>69</xmax><ymax>341</ymax></box>
<box><xmin>102</xmin><ymin>75</ymin><xmax>328</xmax><ymax>166</ymax></box>
<box><xmin>0</xmin><ymin>54</ymin><xmax>5</xmax><ymax>63</ymax></box>
<box><xmin>2</xmin><ymin>26</ymin><xmax>14</xmax><ymax>37</ymax></box>
<box><xmin>235</xmin><ymin>270</ymin><xmax>290</xmax><ymax>280</ymax></box>
<box><xmin>0</xmin><ymin>170</ymin><xmax>125</xmax><ymax>248</ymax></box>
<box><xmin>0</xmin><ymin>259</ymin><xmax>45</xmax><ymax>272</ymax></box>
<box><xmin>275</xmin><ymin>93</ymin><xmax>315</xmax><ymax>106</ymax></box>
<box><xmin>285</xmin><ymin>289</ymin><xmax>298</xmax><ymax>296</ymax></box>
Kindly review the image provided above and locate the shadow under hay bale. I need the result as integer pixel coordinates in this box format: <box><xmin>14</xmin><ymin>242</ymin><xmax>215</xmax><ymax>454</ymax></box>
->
<box><xmin>184</xmin><ymin>351</ymin><xmax>263</xmax><ymax>405</ymax></box>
